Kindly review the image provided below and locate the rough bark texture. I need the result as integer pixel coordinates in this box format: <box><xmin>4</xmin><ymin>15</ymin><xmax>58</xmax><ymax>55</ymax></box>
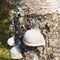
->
<box><xmin>8</xmin><ymin>0</ymin><xmax>59</xmax><ymax>60</ymax></box>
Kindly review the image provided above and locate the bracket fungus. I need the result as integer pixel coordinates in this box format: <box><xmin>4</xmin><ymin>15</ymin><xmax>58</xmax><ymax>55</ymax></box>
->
<box><xmin>10</xmin><ymin>46</ymin><xmax>22</xmax><ymax>59</ymax></box>
<box><xmin>23</xmin><ymin>29</ymin><xmax>45</xmax><ymax>47</ymax></box>
<box><xmin>7</xmin><ymin>36</ymin><xmax>15</xmax><ymax>46</ymax></box>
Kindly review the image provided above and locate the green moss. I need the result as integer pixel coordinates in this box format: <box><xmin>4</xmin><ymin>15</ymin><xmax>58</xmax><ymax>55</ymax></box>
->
<box><xmin>0</xmin><ymin>48</ymin><xmax>11</xmax><ymax>59</ymax></box>
<box><xmin>0</xmin><ymin>10</ymin><xmax>12</xmax><ymax>59</ymax></box>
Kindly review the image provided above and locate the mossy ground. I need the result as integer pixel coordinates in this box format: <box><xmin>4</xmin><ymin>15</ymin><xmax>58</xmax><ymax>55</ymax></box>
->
<box><xmin>0</xmin><ymin>11</ymin><xmax>11</xmax><ymax>59</ymax></box>
<box><xmin>0</xmin><ymin>48</ymin><xmax>10</xmax><ymax>60</ymax></box>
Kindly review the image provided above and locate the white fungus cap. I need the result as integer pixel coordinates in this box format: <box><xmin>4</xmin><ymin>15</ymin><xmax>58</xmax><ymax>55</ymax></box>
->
<box><xmin>23</xmin><ymin>29</ymin><xmax>45</xmax><ymax>47</ymax></box>
<box><xmin>10</xmin><ymin>46</ymin><xmax>22</xmax><ymax>59</ymax></box>
<box><xmin>7</xmin><ymin>36</ymin><xmax>15</xmax><ymax>46</ymax></box>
